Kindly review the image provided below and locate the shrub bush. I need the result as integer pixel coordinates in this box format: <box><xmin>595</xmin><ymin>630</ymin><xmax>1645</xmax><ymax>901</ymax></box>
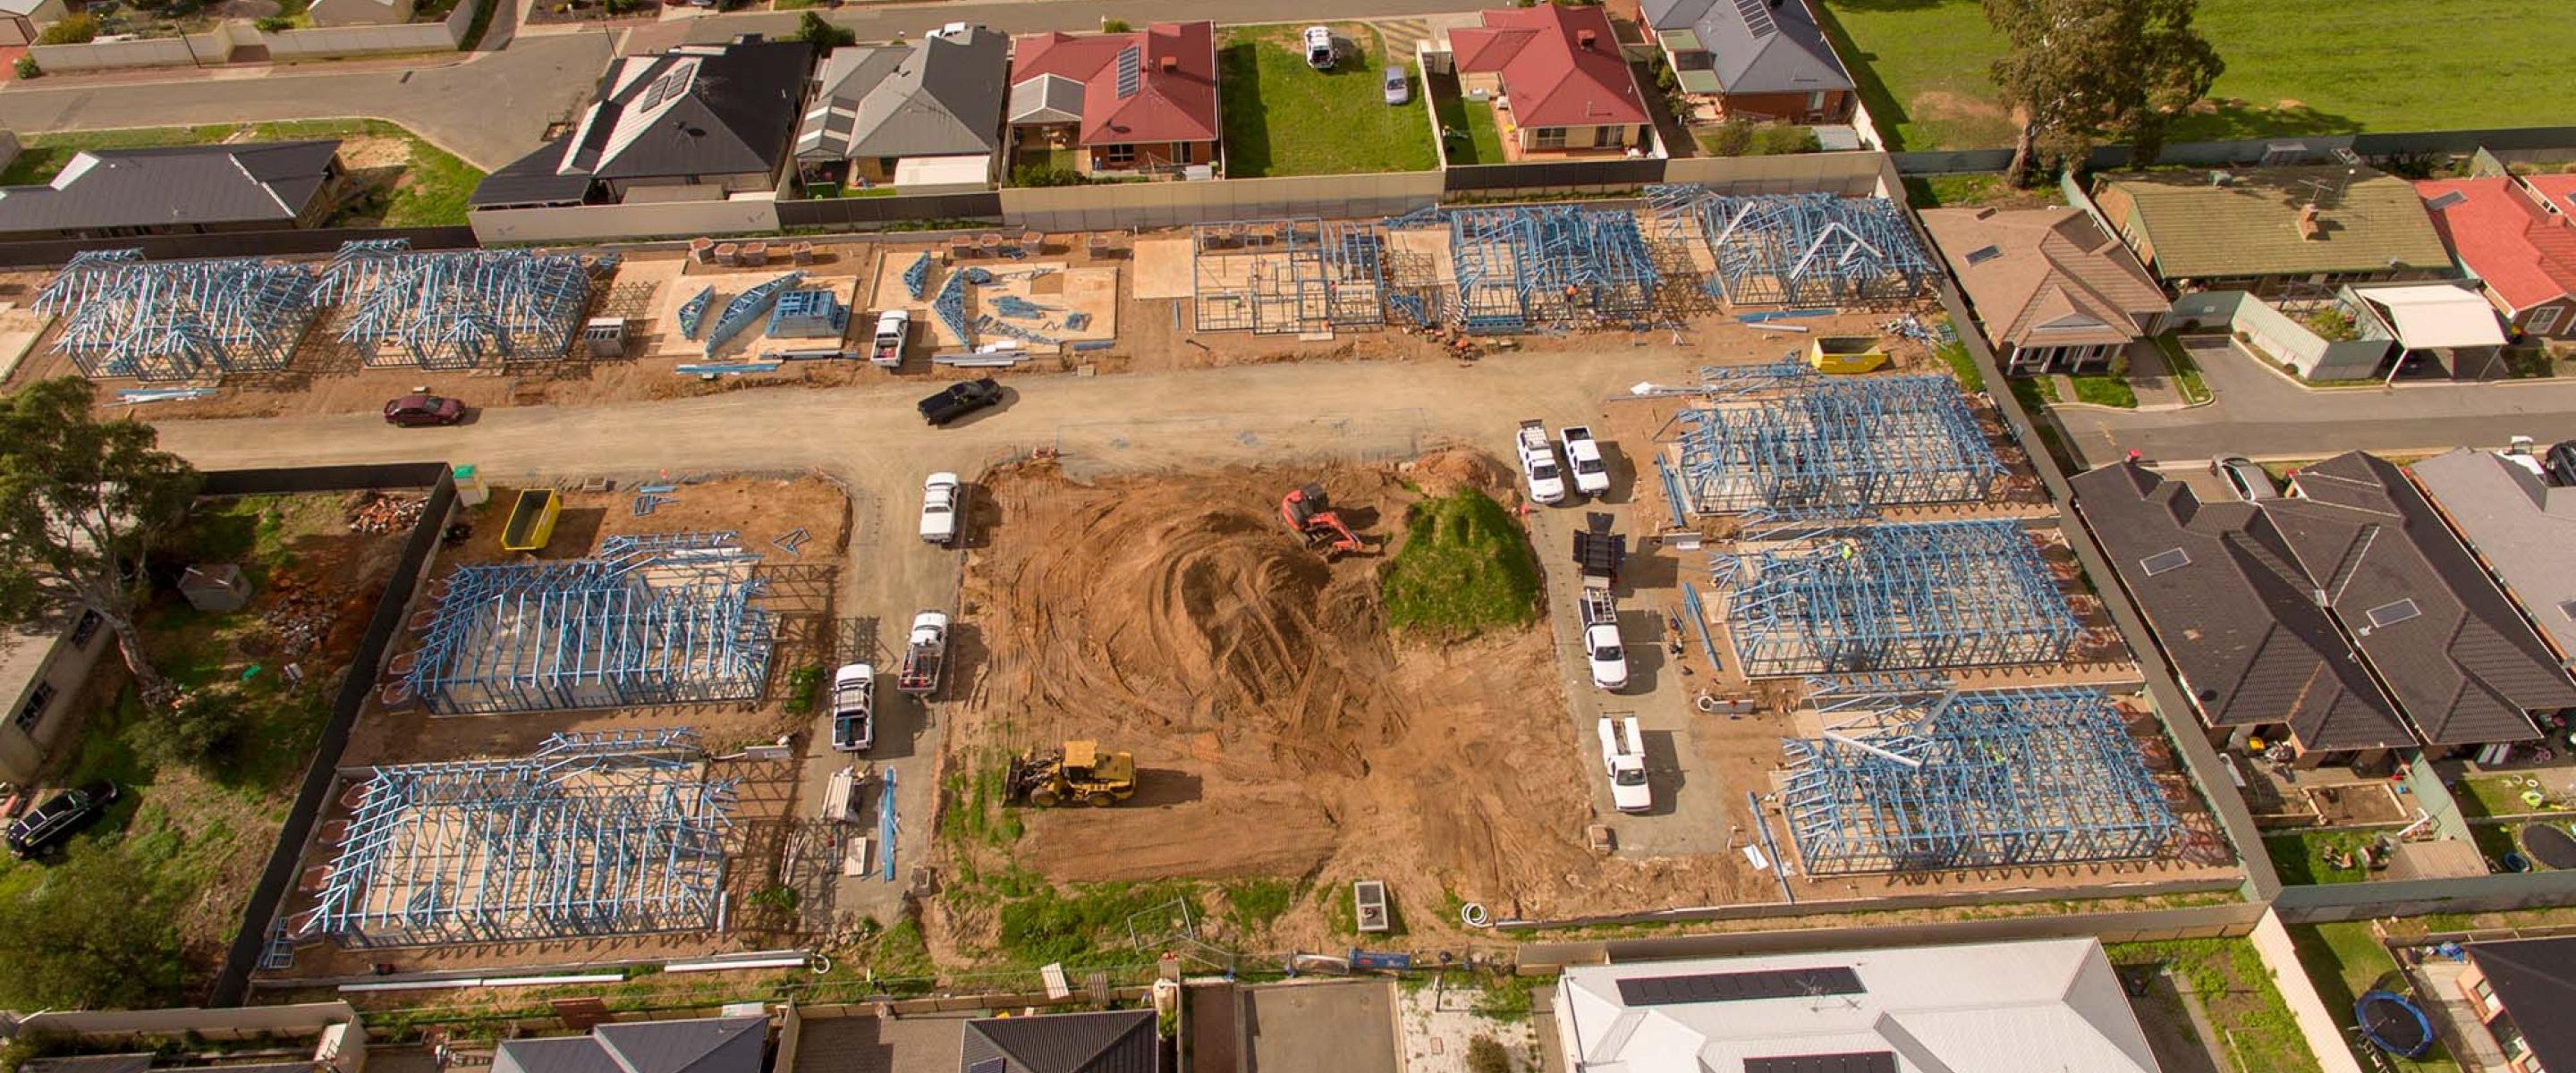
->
<box><xmin>125</xmin><ymin>684</ymin><xmax>250</xmax><ymax>772</ymax></box>
<box><xmin>13</xmin><ymin>55</ymin><xmax>39</xmax><ymax>79</ymax></box>
<box><xmin>38</xmin><ymin>13</ymin><xmax>98</xmax><ymax>44</ymax></box>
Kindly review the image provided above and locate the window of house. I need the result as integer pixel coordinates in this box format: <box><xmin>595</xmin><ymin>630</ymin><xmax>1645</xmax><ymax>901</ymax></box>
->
<box><xmin>14</xmin><ymin>682</ymin><xmax>55</xmax><ymax>733</ymax></box>
<box><xmin>1170</xmin><ymin>142</ymin><xmax>1192</xmax><ymax>164</ymax></box>
<box><xmin>69</xmin><ymin>610</ymin><xmax>100</xmax><ymax>648</ymax></box>
<box><xmin>2472</xmin><ymin>977</ymin><xmax>2501</xmax><ymax>1013</ymax></box>
<box><xmin>2531</xmin><ymin>306</ymin><xmax>2563</xmax><ymax>335</ymax></box>
<box><xmin>1807</xmin><ymin>90</ymin><xmax>1827</xmax><ymax>114</ymax></box>
<box><xmin>1103</xmin><ymin>144</ymin><xmax>1137</xmax><ymax>166</ymax></box>
<box><xmin>1532</xmin><ymin>127</ymin><xmax>1567</xmax><ymax>149</ymax></box>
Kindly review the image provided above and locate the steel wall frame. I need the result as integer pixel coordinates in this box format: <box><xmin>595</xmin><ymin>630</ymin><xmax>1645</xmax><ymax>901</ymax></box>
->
<box><xmin>1646</xmin><ymin>187</ymin><xmax>1938</xmax><ymax>308</ymax></box>
<box><xmin>1716</xmin><ymin>520</ymin><xmax>2080</xmax><ymax>676</ymax></box>
<box><xmin>1189</xmin><ymin>217</ymin><xmax>1387</xmax><ymax>334</ymax></box>
<box><xmin>298</xmin><ymin>730</ymin><xmax>735</xmax><ymax>948</ymax></box>
<box><xmin>403</xmin><ymin>533</ymin><xmax>776</xmax><ymax>715</ymax></box>
<box><xmin>1446</xmin><ymin>204</ymin><xmax>1659</xmax><ymax>334</ymax></box>
<box><xmin>36</xmin><ymin>249</ymin><xmax>322</xmax><ymax>382</ymax></box>
<box><xmin>1779</xmin><ymin>682</ymin><xmax>2181</xmax><ymax>874</ymax></box>
<box><xmin>1675</xmin><ymin>368</ymin><xmax>2003</xmax><ymax>520</ymax></box>
<box><xmin>319</xmin><ymin>240</ymin><xmax>594</xmax><ymax>370</ymax></box>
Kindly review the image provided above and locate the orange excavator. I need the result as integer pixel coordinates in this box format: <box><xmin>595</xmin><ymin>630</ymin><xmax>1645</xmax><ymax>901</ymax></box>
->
<box><xmin>1281</xmin><ymin>482</ymin><xmax>1371</xmax><ymax>559</ymax></box>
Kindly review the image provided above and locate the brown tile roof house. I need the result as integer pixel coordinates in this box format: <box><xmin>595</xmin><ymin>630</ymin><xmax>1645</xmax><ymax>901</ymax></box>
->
<box><xmin>1919</xmin><ymin>207</ymin><xmax>2170</xmax><ymax>374</ymax></box>
<box><xmin>1450</xmin><ymin>4</ymin><xmax>1652</xmax><ymax>154</ymax></box>
<box><xmin>2070</xmin><ymin>460</ymin><xmax>2411</xmax><ymax>755</ymax></box>
<box><xmin>2091</xmin><ymin>166</ymin><xmax>2453</xmax><ymax>288</ymax></box>
<box><xmin>1007</xmin><ymin>21</ymin><xmax>1218</xmax><ymax>174</ymax></box>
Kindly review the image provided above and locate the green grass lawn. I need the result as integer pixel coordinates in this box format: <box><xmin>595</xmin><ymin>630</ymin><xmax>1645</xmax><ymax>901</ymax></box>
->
<box><xmin>2288</xmin><ymin>923</ymin><xmax>2462</xmax><ymax>1073</ymax></box>
<box><xmin>1902</xmin><ymin>172</ymin><xmax>2067</xmax><ymax>210</ymax></box>
<box><xmin>1382</xmin><ymin>489</ymin><xmax>1541</xmax><ymax>636</ymax></box>
<box><xmin>1429</xmin><ymin>72</ymin><xmax>1507</xmax><ymax>166</ymax></box>
<box><xmin>0</xmin><ymin>120</ymin><xmax>484</xmax><ymax>226</ymax></box>
<box><xmin>1818</xmin><ymin>0</ymin><xmax>2576</xmax><ymax>149</ymax></box>
<box><xmin>2069</xmin><ymin>374</ymin><xmax>2138</xmax><ymax>408</ymax></box>
<box><xmin>2107</xmin><ymin>939</ymin><xmax>2324</xmax><ymax>1073</ymax></box>
<box><xmin>2264</xmin><ymin>830</ymin><xmax>2382</xmax><ymax>885</ymax></box>
<box><xmin>1218</xmin><ymin>23</ymin><xmax>1438</xmax><ymax>177</ymax></box>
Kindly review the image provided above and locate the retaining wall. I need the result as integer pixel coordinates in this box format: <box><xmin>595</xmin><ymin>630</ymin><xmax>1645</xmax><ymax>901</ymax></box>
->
<box><xmin>29</xmin><ymin>4</ymin><xmax>462</xmax><ymax>72</ymax></box>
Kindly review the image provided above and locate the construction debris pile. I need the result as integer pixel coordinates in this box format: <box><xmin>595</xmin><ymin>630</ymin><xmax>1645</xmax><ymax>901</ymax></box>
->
<box><xmin>344</xmin><ymin>492</ymin><xmax>427</xmax><ymax>535</ymax></box>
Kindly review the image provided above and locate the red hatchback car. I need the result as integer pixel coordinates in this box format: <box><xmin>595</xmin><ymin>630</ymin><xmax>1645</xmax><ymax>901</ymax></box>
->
<box><xmin>383</xmin><ymin>393</ymin><xmax>467</xmax><ymax>427</ymax></box>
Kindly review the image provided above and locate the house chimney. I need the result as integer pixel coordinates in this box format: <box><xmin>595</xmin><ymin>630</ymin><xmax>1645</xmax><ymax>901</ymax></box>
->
<box><xmin>1577</xmin><ymin>29</ymin><xmax>1597</xmax><ymax>49</ymax></box>
<box><xmin>1159</xmin><ymin>55</ymin><xmax>1177</xmax><ymax>72</ymax></box>
<box><xmin>2297</xmin><ymin>202</ymin><xmax>2324</xmax><ymax>240</ymax></box>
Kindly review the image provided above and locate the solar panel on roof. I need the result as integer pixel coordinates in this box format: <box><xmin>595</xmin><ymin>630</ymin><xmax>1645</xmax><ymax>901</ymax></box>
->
<box><xmin>2140</xmin><ymin>547</ymin><xmax>2191</xmax><ymax>577</ymax></box>
<box><xmin>1745</xmin><ymin>1054</ymin><xmax>1899</xmax><ymax>1073</ymax></box>
<box><xmin>1963</xmin><ymin>244</ymin><xmax>2002</xmax><ymax>266</ymax></box>
<box><xmin>1614</xmin><ymin>967</ymin><xmax>1863</xmax><ymax>1007</ymax></box>
<box><xmin>1114</xmin><ymin>44</ymin><xmax>1142</xmax><ymax>98</ymax></box>
<box><xmin>2425</xmin><ymin>190</ymin><xmax>2468</xmax><ymax>212</ymax></box>
<box><xmin>2364</xmin><ymin>598</ymin><xmax>2421</xmax><ymax>629</ymax></box>
<box><xmin>1735</xmin><ymin>0</ymin><xmax>1778</xmax><ymax>38</ymax></box>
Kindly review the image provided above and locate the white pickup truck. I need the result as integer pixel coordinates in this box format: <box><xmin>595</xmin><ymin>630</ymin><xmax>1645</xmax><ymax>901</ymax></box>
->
<box><xmin>829</xmin><ymin>663</ymin><xmax>874</xmax><ymax>752</ymax></box>
<box><xmin>1559</xmin><ymin>426</ymin><xmax>1611</xmax><ymax>498</ymax></box>
<box><xmin>919</xmin><ymin>472</ymin><xmax>962</xmax><ymax>545</ymax></box>
<box><xmin>895</xmin><ymin>611</ymin><xmax>949</xmax><ymax>696</ymax></box>
<box><xmin>1516</xmin><ymin>419</ymin><xmax>1567</xmax><ymax>505</ymax></box>
<box><xmin>1598</xmin><ymin>716</ymin><xmax>1651</xmax><ymax>814</ymax></box>
<box><xmin>869</xmin><ymin>309</ymin><xmax>910</xmax><ymax>368</ymax></box>
<box><xmin>1580</xmin><ymin>586</ymin><xmax>1627</xmax><ymax>691</ymax></box>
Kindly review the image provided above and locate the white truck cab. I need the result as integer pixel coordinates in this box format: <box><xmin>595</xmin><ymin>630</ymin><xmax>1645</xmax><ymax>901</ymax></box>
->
<box><xmin>919</xmin><ymin>472</ymin><xmax>962</xmax><ymax>545</ymax></box>
<box><xmin>1559</xmin><ymin>426</ymin><xmax>1611</xmax><ymax>498</ymax></box>
<box><xmin>1517</xmin><ymin>419</ymin><xmax>1567</xmax><ymax>505</ymax></box>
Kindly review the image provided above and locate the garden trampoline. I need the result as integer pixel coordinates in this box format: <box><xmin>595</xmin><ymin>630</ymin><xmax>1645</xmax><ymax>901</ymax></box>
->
<box><xmin>2522</xmin><ymin>822</ymin><xmax>2576</xmax><ymax>870</ymax></box>
<box><xmin>2355</xmin><ymin>990</ymin><xmax>2435</xmax><ymax>1059</ymax></box>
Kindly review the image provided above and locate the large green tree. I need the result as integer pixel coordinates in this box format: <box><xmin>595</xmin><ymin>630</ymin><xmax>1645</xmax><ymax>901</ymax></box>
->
<box><xmin>0</xmin><ymin>377</ymin><xmax>202</xmax><ymax>705</ymax></box>
<box><xmin>1983</xmin><ymin>0</ymin><xmax>2224</xmax><ymax>183</ymax></box>
<box><xmin>0</xmin><ymin>844</ymin><xmax>186</xmax><ymax>1010</ymax></box>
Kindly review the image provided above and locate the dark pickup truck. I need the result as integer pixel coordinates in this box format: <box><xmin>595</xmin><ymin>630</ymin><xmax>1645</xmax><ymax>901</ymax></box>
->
<box><xmin>7</xmin><ymin>781</ymin><xmax>118</xmax><ymax>859</ymax></box>
<box><xmin>918</xmin><ymin>377</ymin><xmax>1004</xmax><ymax>427</ymax></box>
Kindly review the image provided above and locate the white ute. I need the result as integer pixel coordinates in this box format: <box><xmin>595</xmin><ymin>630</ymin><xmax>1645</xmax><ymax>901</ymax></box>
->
<box><xmin>1598</xmin><ymin>716</ymin><xmax>1651</xmax><ymax>814</ymax></box>
<box><xmin>895</xmin><ymin>611</ymin><xmax>950</xmax><ymax>696</ymax></box>
<box><xmin>1580</xmin><ymin>586</ymin><xmax>1628</xmax><ymax>691</ymax></box>
<box><xmin>1516</xmin><ymin>419</ymin><xmax>1567</xmax><ymax>504</ymax></box>
<box><xmin>829</xmin><ymin>663</ymin><xmax>874</xmax><ymax>752</ymax></box>
<box><xmin>919</xmin><ymin>472</ymin><xmax>962</xmax><ymax>545</ymax></box>
<box><xmin>869</xmin><ymin>309</ymin><xmax>909</xmax><ymax>368</ymax></box>
<box><xmin>1559</xmin><ymin>425</ymin><xmax>1611</xmax><ymax>498</ymax></box>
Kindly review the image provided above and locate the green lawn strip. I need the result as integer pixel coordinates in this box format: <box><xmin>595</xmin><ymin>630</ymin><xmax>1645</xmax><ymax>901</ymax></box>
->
<box><xmin>2069</xmin><ymin>374</ymin><xmax>2137</xmax><ymax>408</ymax></box>
<box><xmin>1381</xmin><ymin>489</ymin><xmax>1541</xmax><ymax>636</ymax></box>
<box><xmin>2262</xmin><ymin>831</ymin><xmax>2376</xmax><ymax>886</ymax></box>
<box><xmin>1428</xmin><ymin>74</ymin><xmax>1507</xmax><ymax>166</ymax></box>
<box><xmin>1936</xmin><ymin>334</ymin><xmax>1983</xmax><ymax>393</ymax></box>
<box><xmin>2286</xmin><ymin>924</ymin><xmax>2462</xmax><ymax>1073</ymax></box>
<box><xmin>1218</xmin><ymin>23</ymin><xmax>1436</xmax><ymax>177</ymax></box>
<box><xmin>0</xmin><ymin>122</ymin><xmax>482</xmax><ymax>225</ymax></box>
<box><xmin>2005</xmin><ymin>374</ymin><xmax>2056</xmax><ymax>414</ymax></box>
<box><xmin>2152</xmin><ymin>334</ymin><xmax>2213</xmax><ymax>403</ymax></box>
<box><xmin>1818</xmin><ymin>0</ymin><xmax>2576</xmax><ymax>149</ymax></box>
<box><xmin>2106</xmin><ymin>939</ymin><xmax>2324</xmax><ymax>1073</ymax></box>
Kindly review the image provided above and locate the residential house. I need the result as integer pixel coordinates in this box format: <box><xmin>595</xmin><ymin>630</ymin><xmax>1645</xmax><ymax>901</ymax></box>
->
<box><xmin>307</xmin><ymin>0</ymin><xmax>412</xmax><ymax>28</ymax></box>
<box><xmin>2</xmin><ymin>1002</ymin><xmax>365</xmax><ymax>1073</ymax></box>
<box><xmin>493</xmin><ymin>1016</ymin><xmax>767</xmax><ymax>1073</ymax></box>
<box><xmin>0</xmin><ymin>609</ymin><xmax>110</xmax><ymax>787</ymax></box>
<box><xmin>1446</xmin><ymin>4</ymin><xmax>1654</xmax><ymax>158</ymax></box>
<box><xmin>2409</xmin><ymin>447</ymin><xmax>2576</xmax><ymax>670</ymax></box>
<box><xmin>1920</xmin><ymin>207</ymin><xmax>2171</xmax><ymax>375</ymax></box>
<box><xmin>959</xmin><ymin>1009</ymin><xmax>1157</xmax><ymax>1073</ymax></box>
<box><xmin>2337</xmin><ymin>282</ymin><xmax>2508</xmax><ymax>380</ymax></box>
<box><xmin>1555</xmin><ymin>937</ymin><xmax>2162</xmax><ymax>1072</ymax></box>
<box><xmin>470</xmin><ymin>37</ymin><xmax>811</xmax><ymax>209</ymax></box>
<box><xmin>0</xmin><ymin>140</ymin><xmax>344</xmax><ymax>241</ymax></box>
<box><xmin>2455</xmin><ymin>937</ymin><xmax>2576</xmax><ymax>1073</ymax></box>
<box><xmin>1638</xmin><ymin>0</ymin><xmax>1853</xmax><ymax>125</ymax></box>
<box><xmin>2090</xmin><ymin>166</ymin><xmax>2453</xmax><ymax>300</ymax></box>
<box><xmin>2072</xmin><ymin>453</ymin><xmax>2575</xmax><ymax>767</ymax></box>
<box><xmin>1005</xmin><ymin>21</ymin><xmax>1218</xmax><ymax>178</ymax></box>
<box><xmin>0</xmin><ymin>0</ymin><xmax>66</xmax><ymax>46</ymax></box>
<box><xmin>2416</xmin><ymin>177</ymin><xmax>2576</xmax><ymax>341</ymax></box>
<box><xmin>795</xmin><ymin>23</ymin><xmax>1007</xmax><ymax>193</ymax></box>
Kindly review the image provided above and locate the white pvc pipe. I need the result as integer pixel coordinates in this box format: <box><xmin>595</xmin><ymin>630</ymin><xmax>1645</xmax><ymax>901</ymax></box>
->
<box><xmin>481</xmin><ymin>974</ymin><xmax>628</xmax><ymax>988</ymax></box>
<box><xmin>665</xmin><ymin>957</ymin><xmax>808</xmax><ymax>974</ymax></box>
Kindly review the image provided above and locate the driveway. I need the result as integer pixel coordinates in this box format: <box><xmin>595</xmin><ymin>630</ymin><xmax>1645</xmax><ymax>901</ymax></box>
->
<box><xmin>0</xmin><ymin>30</ymin><xmax>614</xmax><ymax>169</ymax></box>
<box><xmin>2053</xmin><ymin>335</ymin><xmax>2576</xmax><ymax>467</ymax></box>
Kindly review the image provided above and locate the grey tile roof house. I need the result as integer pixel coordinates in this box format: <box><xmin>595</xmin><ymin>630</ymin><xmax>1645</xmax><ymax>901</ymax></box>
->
<box><xmin>796</xmin><ymin>24</ymin><xmax>1006</xmax><ymax>179</ymax></box>
<box><xmin>0</xmin><ymin>140</ymin><xmax>342</xmax><ymax>241</ymax></box>
<box><xmin>472</xmin><ymin>37</ymin><xmax>811</xmax><ymax>208</ymax></box>
<box><xmin>2408</xmin><ymin>447</ymin><xmax>2576</xmax><ymax>664</ymax></box>
<box><xmin>958</xmin><ymin>1010</ymin><xmax>1157</xmax><ymax>1073</ymax></box>
<box><xmin>1639</xmin><ymin>0</ymin><xmax>1852</xmax><ymax>101</ymax></box>
<box><xmin>2071</xmin><ymin>460</ymin><xmax>2412</xmax><ymax>754</ymax></box>
<box><xmin>2270</xmin><ymin>452</ymin><xmax>2576</xmax><ymax>745</ymax></box>
<box><xmin>493</xmin><ymin>1016</ymin><xmax>767</xmax><ymax>1073</ymax></box>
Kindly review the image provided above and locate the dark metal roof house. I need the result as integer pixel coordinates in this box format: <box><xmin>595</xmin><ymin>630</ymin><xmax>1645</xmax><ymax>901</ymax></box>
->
<box><xmin>472</xmin><ymin>37</ymin><xmax>812</xmax><ymax>208</ymax></box>
<box><xmin>958</xmin><ymin>1010</ymin><xmax>1157</xmax><ymax>1073</ymax></box>
<box><xmin>0</xmin><ymin>140</ymin><xmax>343</xmax><ymax>241</ymax></box>
<box><xmin>493</xmin><ymin>1016</ymin><xmax>767</xmax><ymax>1073</ymax></box>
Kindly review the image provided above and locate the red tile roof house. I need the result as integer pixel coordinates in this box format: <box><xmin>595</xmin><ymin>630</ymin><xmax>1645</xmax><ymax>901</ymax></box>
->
<box><xmin>2419</xmin><ymin>176</ymin><xmax>2576</xmax><ymax>341</ymax></box>
<box><xmin>1005</xmin><ymin>21</ymin><xmax>1219</xmax><ymax>179</ymax></box>
<box><xmin>1444</xmin><ymin>5</ymin><xmax>1657</xmax><ymax>160</ymax></box>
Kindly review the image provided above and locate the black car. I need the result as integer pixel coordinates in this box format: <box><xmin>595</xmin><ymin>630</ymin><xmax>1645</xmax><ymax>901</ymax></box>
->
<box><xmin>6</xmin><ymin>781</ymin><xmax>119</xmax><ymax>859</ymax></box>
<box><xmin>2546</xmin><ymin>441</ymin><xmax>2576</xmax><ymax>489</ymax></box>
<box><xmin>918</xmin><ymin>377</ymin><xmax>1003</xmax><ymax>427</ymax></box>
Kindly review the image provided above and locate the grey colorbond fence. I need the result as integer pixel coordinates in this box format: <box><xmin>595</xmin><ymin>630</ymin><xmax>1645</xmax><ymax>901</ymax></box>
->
<box><xmin>204</xmin><ymin>461</ymin><xmax>454</xmax><ymax>1006</ymax></box>
<box><xmin>1893</xmin><ymin>124</ymin><xmax>2576</xmax><ymax>174</ymax></box>
<box><xmin>0</xmin><ymin>226</ymin><xmax>476</xmax><ymax>270</ymax></box>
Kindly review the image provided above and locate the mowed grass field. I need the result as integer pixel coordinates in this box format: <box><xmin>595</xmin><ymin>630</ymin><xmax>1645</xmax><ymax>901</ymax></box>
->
<box><xmin>1218</xmin><ymin>22</ymin><xmax>1438</xmax><ymax>177</ymax></box>
<box><xmin>1818</xmin><ymin>0</ymin><xmax>2576</xmax><ymax>149</ymax></box>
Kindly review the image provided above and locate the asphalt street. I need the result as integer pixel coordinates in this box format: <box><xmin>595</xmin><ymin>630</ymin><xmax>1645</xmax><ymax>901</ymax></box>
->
<box><xmin>2053</xmin><ymin>336</ymin><xmax>2576</xmax><ymax>467</ymax></box>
